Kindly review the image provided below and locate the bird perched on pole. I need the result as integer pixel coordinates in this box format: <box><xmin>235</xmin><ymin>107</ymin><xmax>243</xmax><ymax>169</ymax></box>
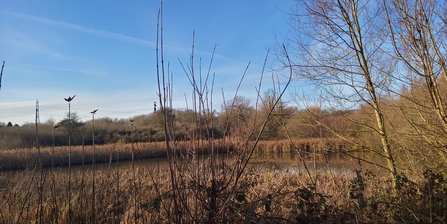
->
<box><xmin>91</xmin><ymin>109</ymin><xmax>98</xmax><ymax>114</ymax></box>
<box><xmin>64</xmin><ymin>95</ymin><xmax>76</xmax><ymax>102</ymax></box>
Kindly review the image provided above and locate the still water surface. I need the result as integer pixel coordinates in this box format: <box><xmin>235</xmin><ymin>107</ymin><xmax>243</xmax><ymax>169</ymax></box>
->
<box><xmin>43</xmin><ymin>151</ymin><xmax>386</xmax><ymax>177</ymax></box>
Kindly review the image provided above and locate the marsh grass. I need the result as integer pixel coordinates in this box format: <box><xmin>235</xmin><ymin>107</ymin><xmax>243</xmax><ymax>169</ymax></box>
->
<box><xmin>0</xmin><ymin>140</ymin><xmax>238</xmax><ymax>171</ymax></box>
<box><xmin>0</xmin><ymin>138</ymin><xmax>348</xmax><ymax>171</ymax></box>
<box><xmin>2</xmin><ymin>3</ymin><xmax>446</xmax><ymax>223</ymax></box>
<box><xmin>1</xmin><ymin>160</ymin><xmax>445</xmax><ymax>223</ymax></box>
<box><xmin>253</xmin><ymin>138</ymin><xmax>348</xmax><ymax>153</ymax></box>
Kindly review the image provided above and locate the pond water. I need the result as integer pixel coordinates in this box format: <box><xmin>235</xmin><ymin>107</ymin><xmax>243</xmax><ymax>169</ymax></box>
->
<box><xmin>2</xmin><ymin>150</ymin><xmax>388</xmax><ymax>179</ymax></box>
<box><xmin>34</xmin><ymin>151</ymin><xmax>386</xmax><ymax>178</ymax></box>
<box><xmin>247</xmin><ymin>151</ymin><xmax>386</xmax><ymax>177</ymax></box>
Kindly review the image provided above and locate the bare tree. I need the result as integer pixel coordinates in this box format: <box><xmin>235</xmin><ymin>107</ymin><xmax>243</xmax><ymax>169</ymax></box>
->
<box><xmin>281</xmin><ymin>0</ymin><xmax>398</xmax><ymax>182</ymax></box>
<box><xmin>220</xmin><ymin>96</ymin><xmax>254</xmax><ymax>140</ymax></box>
<box><xmin>383</xmin><ymin>0</ymin><xmax>447</xmax><ymax>163</ymax></box>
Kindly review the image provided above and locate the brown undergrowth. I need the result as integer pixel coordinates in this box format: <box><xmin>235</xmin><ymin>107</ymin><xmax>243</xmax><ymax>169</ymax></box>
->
<box><xmin>0</xmin><ymin>159</ymin><xmax>445</xmax><ymax>223</ymax></box>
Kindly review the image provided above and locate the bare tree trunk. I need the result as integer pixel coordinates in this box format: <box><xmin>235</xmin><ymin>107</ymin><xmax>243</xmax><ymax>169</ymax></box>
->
<box><xmin>283</xmin><ymin>0</ymin><xmax>398</xmax><ymax>182</ymax></box>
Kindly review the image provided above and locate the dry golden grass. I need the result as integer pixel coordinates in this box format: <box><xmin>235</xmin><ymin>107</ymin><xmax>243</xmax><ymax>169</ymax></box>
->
<box><xmin>1</xmin><ymin>155</ymin><xmax>444</xmax><ymax>223</ymax></box>
<box><xmin>1</xmin><ymin>138</ymin><xmax>445</xmax><ymax>223</ymax></box>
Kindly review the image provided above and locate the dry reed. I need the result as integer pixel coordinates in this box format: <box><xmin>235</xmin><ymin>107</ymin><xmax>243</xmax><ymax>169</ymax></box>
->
<box><xmin>0</xmin><ymin>139</ymin><xmax>349</xmax><ymax>171</ymax></box>
<box><xmin>1</xmin><ymin>158</ymin><xmax>442</xmax><ymax>223</ymax></box>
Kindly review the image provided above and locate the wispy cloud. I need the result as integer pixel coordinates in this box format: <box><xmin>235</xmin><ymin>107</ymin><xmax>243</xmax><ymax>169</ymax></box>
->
<box><xmin>1</xmin><ymin>10</ymin><xmax>155</xmax><ymax>47</ymax></box>
<box><xmin>0</xmin><ymin>91</ymin><xmax>156</xmax><ymax>125</ymax></box>
<box><xmin>0</xmin><ymin>100</ymin><xmax>36</xmax><ymax>124</ymax></box>
<box><xmin>2</xmin><ymin>27</ymin><xmax>68</xmax><ymax>59</ymax></box>
<box><xmin>39</xmin><ymin>65</ymin><xmax>107</xmax><ymax>78</ymax></box>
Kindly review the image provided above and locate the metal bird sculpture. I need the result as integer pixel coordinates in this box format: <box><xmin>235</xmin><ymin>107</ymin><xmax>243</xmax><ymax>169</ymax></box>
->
<box><xmin>64</xmin><ymin>95</ymin><xmax>76</xmax><ymax>102</ymax></box>
<box><xmin>91</xmin><ymin>109</ymin><xmax>98</xmax><ymax>114</ymax></box>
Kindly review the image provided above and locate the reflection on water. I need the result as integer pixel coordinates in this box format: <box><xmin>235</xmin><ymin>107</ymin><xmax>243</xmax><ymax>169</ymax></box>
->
<box><xmin>51</xmin><ymin>151</ymin><xmax>387</xmax><ymax>178</ymax></box>
<box><xmin>248</xmin><ymin>152</ymin><xmax>364</xmax><ymax>177</ymax></box>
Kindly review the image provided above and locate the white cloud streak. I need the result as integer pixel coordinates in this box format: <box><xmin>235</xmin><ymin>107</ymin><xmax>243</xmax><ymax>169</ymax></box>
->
<box><xmin>1</xmin><ymin>10</ymin><xmax>155</xmax><ymax>47</ymax></box>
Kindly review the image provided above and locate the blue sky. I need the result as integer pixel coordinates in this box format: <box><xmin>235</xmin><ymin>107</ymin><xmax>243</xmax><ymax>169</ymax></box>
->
<box><xmin>0</xmin><ymin>0</ymin><xmax>296</xmax><ymax>125</ymax></box>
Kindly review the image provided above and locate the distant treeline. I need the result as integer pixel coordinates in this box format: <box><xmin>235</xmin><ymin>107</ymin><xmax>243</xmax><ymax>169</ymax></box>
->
<box><xmin>0</xmin><ymin>100</ymin><xmax>355</xmax><ymax>150</ymax></box>
<box><xmin>0</xmin><ymin>83</ymin><xmax>445</xmax><ymax>169</ymax></box>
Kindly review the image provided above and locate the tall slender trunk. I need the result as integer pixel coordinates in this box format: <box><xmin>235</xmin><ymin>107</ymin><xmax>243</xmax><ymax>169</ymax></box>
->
<box><xmin>341</xmin><ymin>0</ymin><xmax>397</xmax><ymax>183</ymax></box>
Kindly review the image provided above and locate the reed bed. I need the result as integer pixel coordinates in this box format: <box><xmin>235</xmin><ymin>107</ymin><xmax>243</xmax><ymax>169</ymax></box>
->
<box><xmin>0</xmin><ymin>139</ymin><xmax>237</xmax><ymax>170</ymax></box>
<box><xmin>0</xmin><ymin>159</ymin><xmax>444</xmax><ymax>223</ymax></box>
<box><xmin>252</xmin><ymin>138</ymin><xmax>348</xmax><ymax>153</ymax></box>
<box><xmin>0</xmin><ymin>138</ymin><xmax>345</xmax><ymax>171</ymax></box>
<box><xmin>1</xmin><ymin>136</ymin><xmax>444</xmax><ymax>223</ymax></box>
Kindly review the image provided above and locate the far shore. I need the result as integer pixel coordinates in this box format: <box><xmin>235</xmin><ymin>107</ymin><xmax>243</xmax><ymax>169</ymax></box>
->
<box><xmin>0</xmin><ymin>138</ymin><xmax>348</xmax><ymax>171</ymax></box>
